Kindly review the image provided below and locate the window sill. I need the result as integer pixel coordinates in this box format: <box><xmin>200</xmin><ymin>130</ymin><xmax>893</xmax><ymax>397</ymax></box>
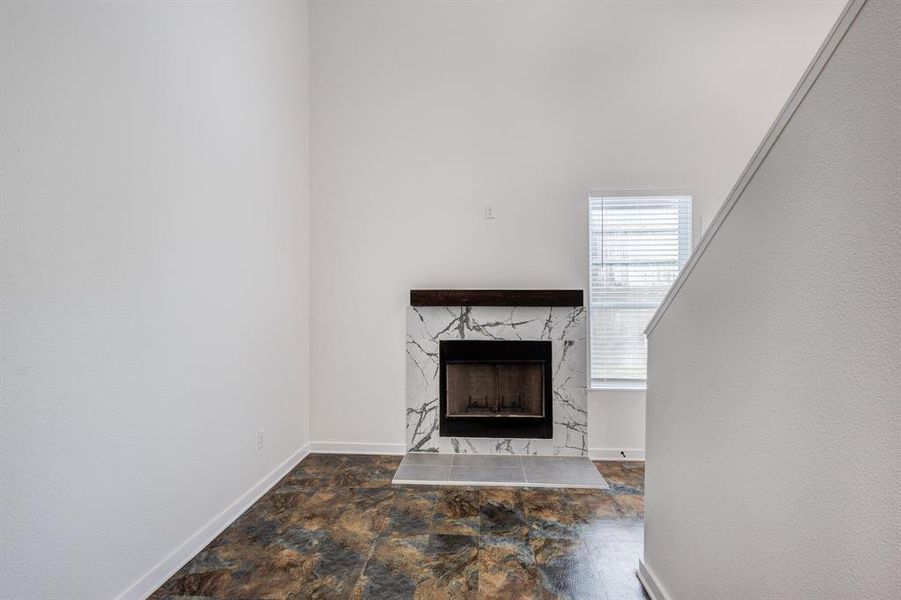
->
<box><xmin>589</xmin><ymin>382</ymin><xmax>647</xmax><ymax>392</ymax></box>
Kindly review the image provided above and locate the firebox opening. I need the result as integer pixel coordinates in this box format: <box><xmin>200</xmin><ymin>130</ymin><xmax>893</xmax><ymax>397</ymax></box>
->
<box><xmin>439</xmin><ymin>340</ymin><xmax>553</xmax><ymax>439</ymax></box>
<box><xmin>445</xmin><ymin>363</ymin><xmax>545</xmax><ymax>417</ymax></box>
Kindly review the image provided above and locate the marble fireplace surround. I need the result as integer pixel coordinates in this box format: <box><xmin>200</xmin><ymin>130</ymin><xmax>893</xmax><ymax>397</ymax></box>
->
<box><xmin>405</xmin><ymin>304</ymin><xmax>587</xmax><ymax>456</ymax></box>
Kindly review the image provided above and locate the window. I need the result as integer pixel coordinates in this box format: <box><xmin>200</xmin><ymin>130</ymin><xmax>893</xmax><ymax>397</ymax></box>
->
<box><xmin>589</xmin><ymin>193</ymin><xmax>692</xmax><ymax>389</ymax></box>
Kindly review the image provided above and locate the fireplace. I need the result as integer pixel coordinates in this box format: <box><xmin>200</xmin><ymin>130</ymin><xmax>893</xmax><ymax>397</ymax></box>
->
<box><xmin>439</xmin><ymin>340</ymin><xmax>553</xmax><ymax>439</ymax></box>
<box><xmin>406</xmin><ymin>292</ymin><xmax>586</xmax><ymax>455</ymax></box>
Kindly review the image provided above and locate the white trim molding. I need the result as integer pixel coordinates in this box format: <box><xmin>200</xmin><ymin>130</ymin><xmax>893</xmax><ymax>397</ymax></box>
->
<box><xmin>115</xmin><ymin>443</ymin><xmax>311</xmax><ymax>600</ymax></box>
<box><xmin>644</xmin><ymin>0</ymin><xmax>867</xmax><ymax>337</ymax></box>
<box><xmin>310</xmin><ymin>441</ymin><xmax>406</xmax><ymax>455</ymax></box>
<box><xmin>637</xmin><ymin>559</ymin><xmax>672</xmax><ymax>600</ymax></box>
<box><xmin>589</xmin><ymin>448</ymin><xmax>645</xmax><ymax>461</ymax></box>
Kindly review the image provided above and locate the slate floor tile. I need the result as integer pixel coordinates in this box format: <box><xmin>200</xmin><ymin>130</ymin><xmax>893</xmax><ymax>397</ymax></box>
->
<box><xmin>151</xmin><ymin>454</ymin><xmax>647</xmax><ymax>600</ymax></box>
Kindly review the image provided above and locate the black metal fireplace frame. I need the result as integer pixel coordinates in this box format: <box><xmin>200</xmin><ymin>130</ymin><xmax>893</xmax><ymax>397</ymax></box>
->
<box><xmin>439</xmin><ymin>340</ymin><xmax>553</xmax><ymax>439</ymax></box>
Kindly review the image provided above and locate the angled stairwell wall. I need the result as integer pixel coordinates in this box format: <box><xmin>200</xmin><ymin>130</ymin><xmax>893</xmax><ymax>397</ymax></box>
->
<box><xmin>641</xmin><ymin>1</ymin><xmax>901</xmax><ymax>598</ymax></box>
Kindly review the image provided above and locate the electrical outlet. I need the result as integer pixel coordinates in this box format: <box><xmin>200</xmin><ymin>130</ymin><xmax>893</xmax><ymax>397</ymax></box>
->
<box><xmin>484</xmin><ymin>204</ymin><xmax>496</xmax><ymax>219</ymax></box>
<box><xmin>256</xmin><ymin>429</ymin><xmax>265</xmax><ymax>450</ymax></box>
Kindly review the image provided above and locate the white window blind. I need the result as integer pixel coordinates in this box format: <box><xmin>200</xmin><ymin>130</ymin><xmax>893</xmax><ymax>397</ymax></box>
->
<box><xmin>589</xmin><ymin>194</ymin><xmax>692</xmax><ymax>388</ymax></box>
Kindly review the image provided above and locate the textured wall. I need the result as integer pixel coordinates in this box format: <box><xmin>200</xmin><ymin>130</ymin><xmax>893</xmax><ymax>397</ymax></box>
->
<box><xmin>309</xmin><ymin>0</ymin><xmax>844</xmax><ymax>452</ymax></box>
<box><xmin>0</xmin><ymin>2</ymin><xmax>311</xmax><ymax>598</ymax></box>
<box><xmin>644</xmin><ymin>1</ymin><xmax>901</xmax><ymax>597</ymax></box>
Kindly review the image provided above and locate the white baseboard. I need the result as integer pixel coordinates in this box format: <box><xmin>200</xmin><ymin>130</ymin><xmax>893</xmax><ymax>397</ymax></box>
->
<box><xmin>637</xmin><ymin>558</ymin><xmax>672</xmax><ymax>600</ymax></box>
<box><xmin>310</xmin><ymin>441</ymin><xmax>406</xmax><ymax>455</ymax></box>
<box><xmin>116</xmin><ymin>443</ymin><xmax>311</xmax><ymax>600</ymax></box>
<box><xmin>589</xmin><ymin>447</ymin><xmax>645</xmax><ymax>461</ymax></box>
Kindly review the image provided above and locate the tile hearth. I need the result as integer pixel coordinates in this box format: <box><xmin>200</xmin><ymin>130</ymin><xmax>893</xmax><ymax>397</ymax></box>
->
<box><xmin>393</xmin><ymin>453</ymin><xmax>609</xmax><ymax>489</ymax></box>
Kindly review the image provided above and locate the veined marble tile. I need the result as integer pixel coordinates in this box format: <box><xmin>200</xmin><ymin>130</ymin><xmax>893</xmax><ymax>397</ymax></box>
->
<box><xmin>406</xmin><ymin>338</ymin><xmax>439</xmax><ymax>388</ymax></box>
<box><xmin>406</xmin><ymin>306</ymin><xmax>467</xmax><ymax>341</ymax></box>
<box><xmin>552</xmin><ymin>388</ymin><xmax>589</xmax><ymax>456</ymax></box>
<box><xmin>405</xmin><ymin>305</ymin><xmax>588</xmax><ymax>456</ymax></box>
<box><xmin>552</xmin><ymin>387</ymin><xmax>588</xmax><ymax>416</ymax></box>
<box><xmin>494</xmin><ymin>437</ymin><xmax>554</xmax><ymax>456</ymax></box>
<box><xmin>406</xmin><ymin>307</ymin><xmax>586</xmax><ymax>342</ymax></box>
<box><xmin>551</xmin><ymin>424</ymin><xmax>588</xmax><ymax>456</ymax></box>
<box><xmin>433</xmin><ymin>436</ymin><xmax>499</xmax><ymax>455</ymax></box>
<box><xmin>552</xmin><ymin>340</ymin><xmax>587</xmax><ymax>389</ymax></box>
<box><xmin>460</xmin><ymin>307</ymin><xmax>550</xmax><ymax>341</ymax></box>
<box><xmin>467</xmin><ymin>307</ymin><xmax>587</xmax><ymax>341</ymax></box>
<box><xmin>406</xmin><ymin>393</ymin><xmax>440</xmax><ymax>452</ymax></box>
<box><xmin>407</xmin><ymin>381</ymin><xmax>439</xmax><ymax>408</ymax></box>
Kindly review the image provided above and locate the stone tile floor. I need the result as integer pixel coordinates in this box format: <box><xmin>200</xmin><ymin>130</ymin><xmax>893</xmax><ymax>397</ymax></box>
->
<box><xmin>151</xmin><ymin>455</ymin><xmax>648</xmax><ymax>599</ymax></box>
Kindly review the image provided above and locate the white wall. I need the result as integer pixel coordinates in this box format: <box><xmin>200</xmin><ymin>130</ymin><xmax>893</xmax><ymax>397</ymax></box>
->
<box><xmin>309</xmin><ymin>0</ymin><xmax>844</xmax><ymax>451</ymax></box>
<box><xmin>643</xmin><ymin>1</ymin><xmax>901</xmax><ymax>598</ymax></box>
<box><xmin>588</xmin><ymin>390</ymin><xmax>646</xmax><ymax>460</ymax></box>
<box><xmin>0</xmin><ymin>2</ymin><xmax>311</xmax><ymax>598</ymax></box>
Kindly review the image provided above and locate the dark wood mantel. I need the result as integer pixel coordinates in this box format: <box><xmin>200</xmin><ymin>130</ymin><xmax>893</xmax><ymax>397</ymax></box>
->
<box><xmin>410</xmin><ymin>289</ymin><xmax>583</xmax><ymax>307</ymax></box>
